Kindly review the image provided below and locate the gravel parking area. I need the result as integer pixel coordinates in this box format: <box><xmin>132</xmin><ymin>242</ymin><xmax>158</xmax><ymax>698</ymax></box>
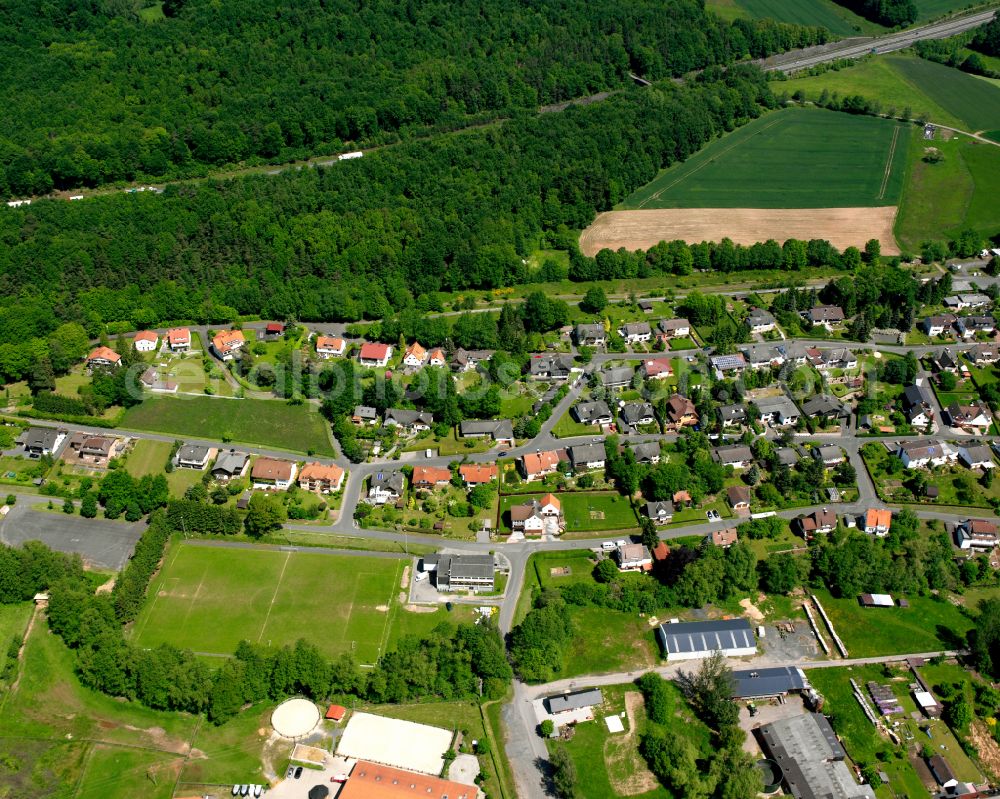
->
<box><xmin>0</xmin><ymin>505</ymin><xmax>143</xmax><ymax>570</ymax></box>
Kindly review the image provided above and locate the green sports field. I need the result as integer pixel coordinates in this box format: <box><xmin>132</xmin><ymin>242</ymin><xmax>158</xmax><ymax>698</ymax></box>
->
<box><xmin>121</xmin><ymin>395</ymin><xmax>335</xmax><ymax>455</ymax></box>
<box><xmin>621</xmin><ymin>107</ymin><xmax>909</xmax><ymax>209</ymax></box>
<box><xmin>131</xmin><ymin>542</ymin><xmax>406</xmax><ymax>663</ymax></box>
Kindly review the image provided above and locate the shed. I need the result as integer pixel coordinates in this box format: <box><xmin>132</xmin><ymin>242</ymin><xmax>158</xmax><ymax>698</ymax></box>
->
<box><xmin>859</xmin><ymin>593</ymin><xmax>894</xmax><ymax>607</ymax></box>
<box><xmin>326</xmin><ymin>704</ymin><xmax>346</xmax><ymax>722</ymax></box>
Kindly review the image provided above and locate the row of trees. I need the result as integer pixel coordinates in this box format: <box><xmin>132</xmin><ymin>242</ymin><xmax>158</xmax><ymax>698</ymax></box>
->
<box><xmin>0</xmin><ymin>0</ymin><xmax>826</xmax><ymax>194</ymax></box>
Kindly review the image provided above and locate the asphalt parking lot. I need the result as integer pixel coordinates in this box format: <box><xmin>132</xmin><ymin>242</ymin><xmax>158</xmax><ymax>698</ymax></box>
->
<box><xmin>0</xmin><ymin>504</ymin><xmax>144</xmax><ymax>570</ymax></box>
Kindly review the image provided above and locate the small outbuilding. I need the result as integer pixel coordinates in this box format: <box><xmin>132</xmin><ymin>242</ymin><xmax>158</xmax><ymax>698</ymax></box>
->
<box><xmin>326</xmin><ymin>704</ymin><xmax>347</xmax><ymax>722</ymax></box>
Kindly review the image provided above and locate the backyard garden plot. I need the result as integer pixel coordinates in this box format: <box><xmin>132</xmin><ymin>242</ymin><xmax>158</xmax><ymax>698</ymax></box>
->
<box><xmin>131</xmin><ymin>542</ymin><xmax>404</xmax><ymax>663</ymax></box>
<box><xmin>620</xmin><ymin>108</ymin><xmax>909</xmax><ymax>209</ymax></box>
<box><xmin>499</xmin><ymin>491</ymin><xmax>639</xmax><ymax>533</ymax></box>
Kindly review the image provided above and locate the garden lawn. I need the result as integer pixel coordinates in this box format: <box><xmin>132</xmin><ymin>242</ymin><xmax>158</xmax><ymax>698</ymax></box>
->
<box><xmin>552</xmin><ymin>410</ymin><xmax>600</xmax><ymax>438</ymax></box>
<box><xmin>810</xmin><ymin>587</ymin><xmax>973</xmax><ymax>657</ymax></box>
<box><xmin>621</xmin><ymin>107</ymin><xmax>909</xmax><ymax>208</ymax></box>
<box><xmin>121</xmin><ymin>395</ymin><xmax>335</xmax><ymax>454</ymax></box>
<box><xmin>124</xmin><ymin>439</ymin><xmax>171</xmax><ymax>478</ymax></box>
<box><xmin>178</xmin><ymin>703</ymin><xmax>275</xmax><ymax>786</ymax></box>
<box><xmin>0</xmin><ymin>602</ymin><xmax>32</xmax><ymax>666</ymax></box>
<box><xmin>131</xmin><ymin>541</ymin><xmax>405</xmax><ymax>663</ymax></box>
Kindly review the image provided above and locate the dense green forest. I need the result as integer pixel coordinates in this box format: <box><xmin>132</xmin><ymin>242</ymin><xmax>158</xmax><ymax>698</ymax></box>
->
<box><xmin>0</xmin><ymin>0</ymin><xmax>826</xmax><ymax>194</ymax></box>
<box><xmin>0</xmin><ymin>67</ymin><xmax>777</xmax><ymax>377</ymax></box>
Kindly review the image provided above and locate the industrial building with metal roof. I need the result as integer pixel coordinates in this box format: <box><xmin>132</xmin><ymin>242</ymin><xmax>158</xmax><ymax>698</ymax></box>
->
<box><xmin>730</xmin><ymin>666</ymin><xmax>809</xmax><ymax>699</ymax></box>
<box><xmin>758</xmin><ymin>713</ymin><xmax>875</xmax><ymax>799</ymax></box>
<box><xmin>655</xmin><ymin>619</ymin><xmax>756</xmax><ymax>661</ymax></box>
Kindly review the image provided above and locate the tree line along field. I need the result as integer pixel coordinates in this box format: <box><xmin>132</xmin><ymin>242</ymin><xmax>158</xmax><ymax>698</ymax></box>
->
<box><xmin>620</xmin><ymin>107</ymin><xmax>910</xmax><ymax>209</ymax></box>
<box><xmin>121</xmin><ymin>396</ymin><xmax>336</xmax><ymax>455</ymax></box>
<box><xmin>131</xmin><ymin>542</ymin><xmax>407</xmax><ymax>664</ymax></box>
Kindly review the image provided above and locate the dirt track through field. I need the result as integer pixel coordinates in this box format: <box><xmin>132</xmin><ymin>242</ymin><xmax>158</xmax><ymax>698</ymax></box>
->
<box><xmin>579</xmin><ymin>207</ymin><xmax>900</xmax><ymax>256</ymax></box>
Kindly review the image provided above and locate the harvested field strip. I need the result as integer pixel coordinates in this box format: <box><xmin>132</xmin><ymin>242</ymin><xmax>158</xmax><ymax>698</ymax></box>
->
<box><xmin>580</xmin><ymin>207</ymin><xmax>900</xmax><ymax>257</ymax></box>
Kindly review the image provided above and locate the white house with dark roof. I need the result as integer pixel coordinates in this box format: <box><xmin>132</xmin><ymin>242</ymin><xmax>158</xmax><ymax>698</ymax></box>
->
<box><xmin>896</xmin><ymin>440</ymin><xmax>957</xmax><ymax>469</ymax></box>
<box><xmin>617</xmin><ymin>321</ymin><xmax>652</xmax><ymax>344</ymax></box>
<box><xmin>572</xmin><ymin>400</ymin><xmax>613</xmax><ymax>426</ymax></box>
<box><xmin>746</xmin><ymin>308</ymin><xmax>776</xmax><ymax>333</ymax></box>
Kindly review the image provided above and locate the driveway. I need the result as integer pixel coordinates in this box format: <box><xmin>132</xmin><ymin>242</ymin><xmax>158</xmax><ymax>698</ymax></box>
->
<box><xmin>0</xmin><ymin>505</ymin><xmax>144</xmax><ymax>571</ymax></box>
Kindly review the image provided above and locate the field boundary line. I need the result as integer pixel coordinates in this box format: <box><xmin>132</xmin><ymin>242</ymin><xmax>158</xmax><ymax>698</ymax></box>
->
<box><xmin>257</xmin><ymin>550</ymin><xmax>293</xmax><ymax>644</ymax></box>
<box><xmin>375</xmin><ymin>560</ymin><xmax>406</xmax><ymax>661</ymax></box>
<box><xmin>636</xmin><ymin>115</ymin><xmax>783</xmax><ymax>208</ymax></box>
<box><xmin>878</xmin><ymin>125</ymin><xmax>901</xmax><ymax>200</ymax></box>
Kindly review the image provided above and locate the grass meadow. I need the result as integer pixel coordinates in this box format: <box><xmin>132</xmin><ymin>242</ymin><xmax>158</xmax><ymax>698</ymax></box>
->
<box><xmin>122</xmin><ymin>395</ymin><xmax>335</xmax><ymax>455</ymax></box>
<box><xmin>811</xmin><ymin>586</ymin><xmax>973</xmax><ymax>657</ymax></box>
<box><xmin>621</xmin><ymin>107</ymin><xmax>909</xmax><ymax>209</ymax></box>
<box><xmin>895</xmin><ymin>125</ymin><xmax>1000</xmax><ymax>249</ymax></box>
<box><xmin>131</xmin><ymin>542</ymin><xmax>407</xmax><ymax>663</ymax></box>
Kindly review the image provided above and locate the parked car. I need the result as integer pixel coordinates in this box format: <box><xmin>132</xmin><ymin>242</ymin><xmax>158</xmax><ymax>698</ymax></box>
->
<box><xmin>253</xmin><ymin>786</ymin><xmax>263</xmax><ymax>798</ymax></box>
<box><xmin>232</xmin><ymin>787</ymin><xmax>240</xmax><ymax>797</ymax></box>
<box><xmin>601</xmin><ymin>541</ymin><xmax>615</xmax><ymax>552</ymax></box>
<box><xmin>293</xmin><ymin>767</ymin><xmax>303</xmax><ymax>779</ymax></box>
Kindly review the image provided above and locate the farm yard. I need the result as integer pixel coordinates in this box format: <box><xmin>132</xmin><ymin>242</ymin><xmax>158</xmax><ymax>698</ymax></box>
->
<box><xmin>121</xmin><ymin>395</ymin><xmax>335</xmax><ymax>455</ymax></box>
<box><xmin>131</xmin><ymin>542</ymin><xmax>409</xmax><ymax>663</ymax></box>
<box><xmin>619</xmin><ymin>108</ymin><xmax>909</xmax><ymax>209</ymax></box>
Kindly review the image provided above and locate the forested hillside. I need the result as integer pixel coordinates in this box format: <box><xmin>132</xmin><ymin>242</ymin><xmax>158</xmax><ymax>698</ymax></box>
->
<box><xmin>0</xmin><ymin>0</ymin><xmax>826</xmax><ymax>194</ymax></box>
<box><xmin>0</xmin><ymin>68</ymin><xmax>776</xmax><ymax>369</ymax></box>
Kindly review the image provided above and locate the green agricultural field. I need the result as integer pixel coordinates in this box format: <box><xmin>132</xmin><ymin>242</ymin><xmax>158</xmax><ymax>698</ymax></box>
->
<box><xmin>621</xmin><ymin>107</ymin><xmax>909</xmax><ymax>209</ymax></box>
<box><xmin>779</xmin><ymin>56</ymin><xmax>967</xmax><ymax>129</ymax></box>
<box><xmin>131</xmin><ymin>542</ymin><xmax>406</xmax><ymax>663</ymax></box>
<box><xmin>811</xmin><ymin>587</ymin><xmax>973</xmax><ymax>656</ymax></box>
<box><xmin>892</xmin><ymin>56</ymin><xmax>1000</xmax><ymax>132</ymax></box>
<box><xmin>121</xmin><ymin>395</ymin><xmax>335</xmax><ymax>455</ymax></box>
<box><xmin>894</xmin><ymin>126</ymin><xmax>1000</xmax><ymax>248</ymax></box>
<box><xmin>729</xmin><ymin>0</ymin><xmax>876</xmax><ymax>35</ymax></box>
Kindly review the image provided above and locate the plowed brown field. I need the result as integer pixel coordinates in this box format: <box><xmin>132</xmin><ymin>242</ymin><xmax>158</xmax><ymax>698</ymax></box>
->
<box><xmin>579</xmin><ymin>207</ymin><xmax>899</xmax><ymax>256</ymax></box>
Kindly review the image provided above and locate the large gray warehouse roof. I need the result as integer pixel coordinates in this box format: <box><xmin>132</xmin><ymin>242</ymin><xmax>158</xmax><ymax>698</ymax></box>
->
<box><xmin>730</xmin><ymin>666</ymin><xmax>808</xmax><ymax>698</ymax></box>
<box><xmin>657</xmin><ymin>618</ymin><xmax>754</xmax><ymax>657</ymax></box>
<box><xmin>759</xmin><ymin>713</ymin><xmax>873</xmax><ymax>799</ymax></box>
